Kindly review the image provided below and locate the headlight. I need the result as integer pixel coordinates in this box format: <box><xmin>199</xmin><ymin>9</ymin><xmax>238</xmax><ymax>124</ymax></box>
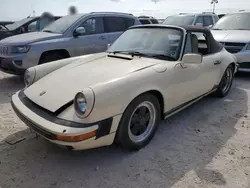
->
<box><xmin>74</xmin><ymin>89</ymin><xmax>95</xmax><ymax>118</ymax></box>
<box><xmin>11</xmin><ymin>45</ymin><xmax>30</xmax><ymax>53</ymax></box>
<box><xmin>24</xmin><ymin>68</ymin><xmax>35</xmax><ymax>87</ymax></box>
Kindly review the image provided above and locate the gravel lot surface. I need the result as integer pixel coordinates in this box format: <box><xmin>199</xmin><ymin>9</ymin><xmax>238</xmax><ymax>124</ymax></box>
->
<box><xmin>0</xmin><ymin>71</ymin><xmax>250</xmax><ymax>188</ymax></box>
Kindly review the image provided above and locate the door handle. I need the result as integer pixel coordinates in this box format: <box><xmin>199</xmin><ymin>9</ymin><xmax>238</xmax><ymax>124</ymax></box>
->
<box><xmin>99</xmin><ymin>36</ymin><xmax>106</xmax><ymax>40</ymax></box>
<box><xmin>214</xmin><ymin>60</ymin><xmax>221</xmax><ymax>65</ymax></box>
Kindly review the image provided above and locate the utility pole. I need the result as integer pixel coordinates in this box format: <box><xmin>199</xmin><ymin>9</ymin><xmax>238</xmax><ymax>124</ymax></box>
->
<box><xmin>211</xmin><ymin>0</ymin><xmax>218</xmax><ymax>13</ymax></box>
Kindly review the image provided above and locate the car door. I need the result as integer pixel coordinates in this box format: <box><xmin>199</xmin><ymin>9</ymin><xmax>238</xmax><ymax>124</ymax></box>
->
<box><xmin>169</xmin><ymin>32</ymin><xmax>220</xmax><ymax>107</ymax></box>
<box><xmin>73</xmin><ymin>17</ymin><xmax>108</xmax><ymax>56</ymax></box>
<box><xmin>103</xmin><ymin>16</ymin><xmax>134</xmax><ymax>45</ymax></box>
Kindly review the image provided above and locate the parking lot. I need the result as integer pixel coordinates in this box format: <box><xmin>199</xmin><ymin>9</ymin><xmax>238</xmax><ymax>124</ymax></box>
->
<box><xmin>0</xmin><ymin>71</ymin><xmax>249</xmax><ymax>188</ymax></box>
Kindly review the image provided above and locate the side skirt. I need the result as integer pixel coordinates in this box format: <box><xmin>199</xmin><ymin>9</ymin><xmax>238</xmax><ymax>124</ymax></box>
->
<box><xmin>163</xmin><ymin>87</ymin><xmax>218</xmax><ymax>119</ymax></box>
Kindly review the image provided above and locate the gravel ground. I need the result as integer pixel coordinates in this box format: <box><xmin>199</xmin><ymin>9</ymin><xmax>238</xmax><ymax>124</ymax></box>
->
<box><xmin>0</xmin><ymin>71</ymin><xmax>250</xmax><ymax>188</ymax></box>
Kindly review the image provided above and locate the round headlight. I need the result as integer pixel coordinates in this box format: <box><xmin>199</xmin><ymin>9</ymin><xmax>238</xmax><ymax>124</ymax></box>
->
<box><xmin>74</xmin><ymin>92</ymin><xmax>87</xmax><ymax>117</ymax></box>
<box><xmin>24</xmin><ymin>70</ymin><xmax>31</xmax><ymax>86</ymax></box>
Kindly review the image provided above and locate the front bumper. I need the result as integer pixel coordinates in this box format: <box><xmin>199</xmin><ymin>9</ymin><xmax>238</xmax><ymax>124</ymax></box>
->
<box><xmin>0</xmin><ymin>57</ymin><xmax>25</xmax><ymax>75</ymax></box>
<box><xmin>11</xmin><ymin>91</ymin><xmax>119</xmax><ymax>150</ymax></box>
<box><xmin>234</xmin><ymin>52</ymin><xmax>250</xmax><ymax>72</ymax></box>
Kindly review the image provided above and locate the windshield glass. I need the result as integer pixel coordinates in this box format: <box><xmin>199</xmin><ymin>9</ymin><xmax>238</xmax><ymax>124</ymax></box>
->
<box><xmin>5</xmin><ymin>17</ymin><xmax>35</xmax><ymax>30</ymax></box>
<box><xmin>163</xmin><ymin>15</ymin><xmax>195</xmax><ymax>26</ymax></box>
<box><xmin>213</xmin><ymin>13</ymin><xmax>250</xmax><ymax>30</ymax></box>
<box><xmin>42</xmin><ymin>14</ymin><xmax>83</xmax><ymax>34</ymax></box>
<box><xmin>108</xmin><ymin>28</ymin><xmax>183</xmax><ymax>61</ymax></box>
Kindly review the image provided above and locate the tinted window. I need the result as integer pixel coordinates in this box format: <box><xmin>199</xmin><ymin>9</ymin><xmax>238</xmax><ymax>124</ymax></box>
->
<box><xmin>79</xmin><ymin>17</ymin><xmax>104</xmax><ymax>35</ymax></box>
<box><xmin>124</xmin><ymin>18</ymin><xmax>135</xmax><ymax>28</ymax></box>
<box><xmin>42</xmin><ymin>14</ymin><xmax>83</xmax><ymax>34</ymax></box>
<box><xmin>203</xmin><ymin>16</ymin><xmax>213</xmax><ymax>26</ymax></box>
<box><xmin>139</xmin><ymin>19</ymin><xmax>151</xmax><ymax>24</ymax></box>
<box><xmin>104</xmin><ymin>17</ymin><xmax>126</xmax><ymax>32</ymax></box>
<box><xmin>163</xmin><ymin>15</ymin><xmax>195</xmax><ymax>26</ymax></box>
<box><xmin>194</xmin><ymin>16</ymin><xmax>203</xmax><ymax>26</ymax></box>
<box><xmin>213</xmin><ymin>13</ymin><xmax>250</xmax><ymax>30</ymax></box>
<box><xmin>150</xmin><ymin>19</ymin><xmax>159</xmax><ymax>24</ymax></box>
<box><xmin>28</xmin><ymin>20</ymin><xmax>38</xmax><ymax>32</ymax></box>
<box><xmin>108</xmin><ymin>28</ymin><xmax>183</xmax><ymax>60</ymax></box>
<box><xmin>213</xmin><ymin>15</ymin><xmax>219</xmax><ymax>23</ymax></box>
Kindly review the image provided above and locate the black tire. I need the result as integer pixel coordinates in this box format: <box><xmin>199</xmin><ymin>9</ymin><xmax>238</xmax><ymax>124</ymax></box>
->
<box><xmin>116</xmin><ymin>94</ymin><xmax>161</xmax><ymax>151</ymax></box>
<box><xmin>214</xmin><ymin>64</ymin><xmax>234</xmax><ymax>98</ymax></box>
<box><xmin>39</xmin><ymin>53</ymin><xmax>65</xmax><ymax>64</ymax></box>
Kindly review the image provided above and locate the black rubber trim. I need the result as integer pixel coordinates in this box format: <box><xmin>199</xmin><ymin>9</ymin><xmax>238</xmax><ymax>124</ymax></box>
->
<box><xmin>17</xmin><ymin>90</ymin><xmax>112</xmax><ymax>128</ymax></box>
<box><xmin>11</xmin><ymin>100</ymin><xmax>57</xmax><ymax>140</ymax></box>
<box><xmin>95</xmin><ymin>118</ymin><xmax>113</xmax><ymax>139</ymax></box>
<box><xmin>164</xmin><ymin>86</ymin><xmax>218</xmax><ymax>117</ymax></box>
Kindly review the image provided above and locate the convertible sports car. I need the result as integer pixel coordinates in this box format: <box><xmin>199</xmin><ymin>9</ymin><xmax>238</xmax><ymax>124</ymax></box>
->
<box><xmin>11</xmin><ymin>25</ymin><xmax>238</xmax><ymax>151</ymax></box>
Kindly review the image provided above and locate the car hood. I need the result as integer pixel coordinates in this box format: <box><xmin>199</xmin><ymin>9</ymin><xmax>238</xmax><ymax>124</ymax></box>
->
<box><xmin>211</xmin><ymin>29</ymin><xmax>250</xmax><ymax>43</ymax></box>
<box><xmin>24</xmin><ymin>53</ymin><xmax>160</xmax><ymax>112</ymax></box>
<box><xmin>0</xmin><ymin>32</ymin><xmax>62</xmax><ymax>45</ymax></box>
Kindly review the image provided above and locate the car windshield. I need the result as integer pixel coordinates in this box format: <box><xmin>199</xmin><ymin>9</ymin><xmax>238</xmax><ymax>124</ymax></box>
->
<box><xmin>5</xmin><ymin>17</ymin><xmax>36</xmax><ymax>30</ymax></box>
<box><xmin>108</xmin><ymin>28</ymin><xmax>183</xmax><ymax>61</ymax></box>
<box><xmin>42</xmin><ymin>14</ymin><xmax>83</xmax><ymax>34</ymax></box>
<box><xmin>163</xmin><ymin>15</ymin><xmax>195</xmax><ymax>26</ymax></box>
<box><xmin>212</xmin><ymin>13</ymin><xmax>250</xmax><ymax>30</ymax></box>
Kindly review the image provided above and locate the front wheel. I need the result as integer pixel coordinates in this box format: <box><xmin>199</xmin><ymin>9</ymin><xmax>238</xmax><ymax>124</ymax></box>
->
<box><xmin>214</xmin><ymin>65</ymin><xmax>234</xmax><ymax>97</ymax></box>
<box><xmin>116</xmin><ymin>94</ymin><xmax>161</xmax><ymax>151</ymax></box>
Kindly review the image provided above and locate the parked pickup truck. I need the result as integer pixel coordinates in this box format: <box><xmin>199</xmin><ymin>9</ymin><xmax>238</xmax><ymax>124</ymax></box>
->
<box><xmin>0</xmin><ymin>16</ymin><xmax>61</xmax><ymax>40</ymax></box>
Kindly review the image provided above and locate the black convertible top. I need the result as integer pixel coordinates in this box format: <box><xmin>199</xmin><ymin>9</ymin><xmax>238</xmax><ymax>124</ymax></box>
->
<box><xmin>180</xmin><ymin>25</ymin><xmax>223</xmax><ymax>54</ymax></box>
<box><xmin>130</xmin><ymin>24</ymin><xmax>223</xmax><ymax>54</ymax></box>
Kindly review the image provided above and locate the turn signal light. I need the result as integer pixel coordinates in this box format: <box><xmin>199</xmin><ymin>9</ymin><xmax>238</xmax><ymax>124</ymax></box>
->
<box><xmin>56</xmin><ymin>130</ymin><xmax>96</xmax><ymax>142</ymax></box>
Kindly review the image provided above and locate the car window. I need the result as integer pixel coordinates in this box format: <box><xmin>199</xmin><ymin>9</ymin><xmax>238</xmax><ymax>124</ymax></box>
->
<box><xmin>108</xmin><ymin>28</ymin><xmax>183</xmax><ymax>61</ymax></box>
<box><xmin>163</xmin><ymin>15</ymin><xmax>195</xmax><ymax>26</ymax></box>
<box><xmin>203</xmin><ymin>16</ymin><xmax>213</xmax><ymax>26</ymax></box>
<box><xmin>79</xmin><ymin>17</ymin><xmax>104</xmax><ymax>35</ymax></box>
<box><xmin>139</xmin><ymin>19</ymin><xmax>151</xmax><ymax>24</ymax></box>
<box><xmin>183</xmin><ymin>33</ymin><xmax>192</xmax><ymax>54</ymax></box>
<box><xmin>150</xmin><ymin>19</ymin><xmax>159</xmax><ymax>24</ymax></box>
<box><xmin>104</xmin><ymin>17</ymin><xmax>127</xmax><ymax>33</ymax></box>
<box><xmin>124</xmin><ymin>18</ymin><xmax>135</xmax><ymax>28</ymax></box>
<box><xmin>191</xmin><ymin>31</ymin><xmax>209</xmax><ymax>55</ymax></box>
<box><xmin>213</xmin><ymin>15</ymin><xmax>219</xmax><ymax>23</ymax></box>
<box><xmin>27</xmin><ymin>20</ymin><xmax>38</xmax><ymax>32</ymax></box>
<box><xmin>194</xmin><ymin>16</ymin><xmax>203</xmax><ymax>26</ymax></box>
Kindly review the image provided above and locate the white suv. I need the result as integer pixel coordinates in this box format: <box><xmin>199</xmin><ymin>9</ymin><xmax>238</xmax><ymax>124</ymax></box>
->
<box><xmin>163</xmin><ymin>12</ymin><xmax>219</xmax><ymax>27</ymax></box>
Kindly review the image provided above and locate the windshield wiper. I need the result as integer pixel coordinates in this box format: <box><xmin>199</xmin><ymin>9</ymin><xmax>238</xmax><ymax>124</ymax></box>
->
<box><xmin>151</xmin><ymin>54</ymin><xmax>176</xmax><ymax>61</ymax></box>
<box><xmin>110</xmin><ymin>51</ymin><xmax>149</xmax><ymax>57</ymax></box>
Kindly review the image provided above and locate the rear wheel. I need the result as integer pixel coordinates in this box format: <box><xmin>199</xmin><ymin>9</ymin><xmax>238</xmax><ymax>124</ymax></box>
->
<box><xmin>39</xmin><ymin>53</ymin><xmax>65</xmax><ymax>64</ymax></box>
<box><xmin>116</xmin><ymin>94</ymin><xmax>161</xmax><ymax>151</ymax></box>
<box><xmin>214</xmin><ymin>65</ymin><xmax>234</xmax><ymax>97</ymax></box>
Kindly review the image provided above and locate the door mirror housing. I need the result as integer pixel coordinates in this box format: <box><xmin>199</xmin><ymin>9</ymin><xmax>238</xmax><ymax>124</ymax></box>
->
<box><xmin>207</xmin><ymin>25</ymin><xmax>213</xmax><ymax>29</ymax></box>
<box><xmin>182</xmin><ymin>53</ymin><xmax>202</xmax><ymax>64</ymax></box>
<box><xmin>107</xmin><ymin>43</ymin><xmax>112</xmax><ymax>49</ymax></box>
<box><xmin>73</xmin><ymin>27</ymin><xmax>86</xmax><ymax>37</ymax></box>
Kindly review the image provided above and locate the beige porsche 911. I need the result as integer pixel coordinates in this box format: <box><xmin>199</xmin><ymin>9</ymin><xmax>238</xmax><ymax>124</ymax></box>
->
<box><xmin>11</xmin><ymin>25</ymin><xmax>238</xmax><ymax>151</ymax></box>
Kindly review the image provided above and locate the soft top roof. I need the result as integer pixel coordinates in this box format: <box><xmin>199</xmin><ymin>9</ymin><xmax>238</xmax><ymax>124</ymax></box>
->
<box><xmin>129</xmin><ymin>24</ymin><xmax>223</xmax><ymax>54</ymax></box>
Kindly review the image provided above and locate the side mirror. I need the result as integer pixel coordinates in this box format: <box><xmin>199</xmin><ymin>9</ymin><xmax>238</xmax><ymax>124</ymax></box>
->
<box><xmin>73</xmin><ymin>27</ymin><xmax>86</xmax><ymax>37</ymax></box>
<box><xmin>182</xmin><ymin>53</ymin><xmax>202</xmax><ymax>65</ymax></box>
<box><xmin>195</xmin><ymin>23</ymin><xmax>203</xmax><ymax>27</ymax></box>
<box><xmin>208</xmin><ymin>25</ymin><xmax>213</xmax><ymax>29</ymax></box>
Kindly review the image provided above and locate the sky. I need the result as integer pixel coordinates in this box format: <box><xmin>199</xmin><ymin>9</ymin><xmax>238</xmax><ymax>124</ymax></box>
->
<box><xmin>1</xmin><ymin>0</ymin><xmax>250</xmax><ymax>21</ymax></box>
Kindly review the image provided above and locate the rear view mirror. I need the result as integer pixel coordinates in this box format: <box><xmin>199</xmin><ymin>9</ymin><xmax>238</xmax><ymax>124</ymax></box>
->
<box><xmin>182</xmin><ymin>53</ymin><xmax>202</xmax><ymax>64</ymax></box>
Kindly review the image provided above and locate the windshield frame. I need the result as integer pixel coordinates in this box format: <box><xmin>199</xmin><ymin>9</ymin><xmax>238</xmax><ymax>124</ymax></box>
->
<box><xmin>42</xmin><ymin>14</ymin><xmax>84</xmax><ymax>34</ymax></box>
<box><xmin>107</xmin><ymin>26</ymin><xmax>185</xmax><ymax>61</ymax></box>
<box><xmin>212</xmin><ymin>12</ymin><xmax>250</xmax><ymax>30</ymax></box>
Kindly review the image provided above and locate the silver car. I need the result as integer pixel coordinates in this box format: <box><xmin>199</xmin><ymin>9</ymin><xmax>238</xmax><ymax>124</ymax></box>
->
<box><xmin>0</xmin><ymin>12</ymin><xmax>141</xmax><ymax>75</ymax></box>
<box><xmin>211</xmin><ymin>11</ymin><xmax>250</xmax><ymax>72</ymax></box>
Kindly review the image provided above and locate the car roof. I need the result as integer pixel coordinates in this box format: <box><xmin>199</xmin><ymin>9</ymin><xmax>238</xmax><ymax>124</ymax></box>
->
<box><xmin>88</xmin><ymin>12</ymin><xmax>134</xmax><ymax>17</ymax></box>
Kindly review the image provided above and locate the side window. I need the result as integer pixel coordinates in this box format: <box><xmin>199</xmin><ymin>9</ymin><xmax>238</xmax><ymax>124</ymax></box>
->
<box><xmin>104</xmin><ymin>17</ymin><xmax>126</xmax><ymax>33</ymax></box>
<box><xmin>139</xmin><ymin>19</ymin><xmax>151</xmax><ymax>24</ymax></box>
<box><xmin>28</xmin><ymin>20</ymin><xmax>38</xmax><ymax>32</ymax></box>
<box><xmin>150</xmin><ymin>19</ymin><xmax>159</xmax><ymax>24</ymax></box>
<box><xmin>183</xmin><ymin>33</ymin><xmax>192</xmax><ymax>55</ymax></box>
<box><xmin>124</xmin><ymin>18</ymin><xmax>135</xmax><ymax>28</ymax></box>
<box><xmin>79</xmin><ymin>17</ymin><xmax>104</xmax><ymax>35</ymax></box>
<box><xmin>191</xmin><ymin>32</ymin><xmax>209</xmax><ymax>56</ymax></box>
<box><xmin>203</xmin><ymin>16</ymin><xmax>213</xmax><ymax>27</ymax></box>
<box><xmin>194</xmin><ymin>16</ymin><xmax>203</xmax><ymax>26</ymax></box>
<box><xmin>213</xmin><ymin>15</ymin><xmax>219</xmax><ymax>23</ymax></box>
